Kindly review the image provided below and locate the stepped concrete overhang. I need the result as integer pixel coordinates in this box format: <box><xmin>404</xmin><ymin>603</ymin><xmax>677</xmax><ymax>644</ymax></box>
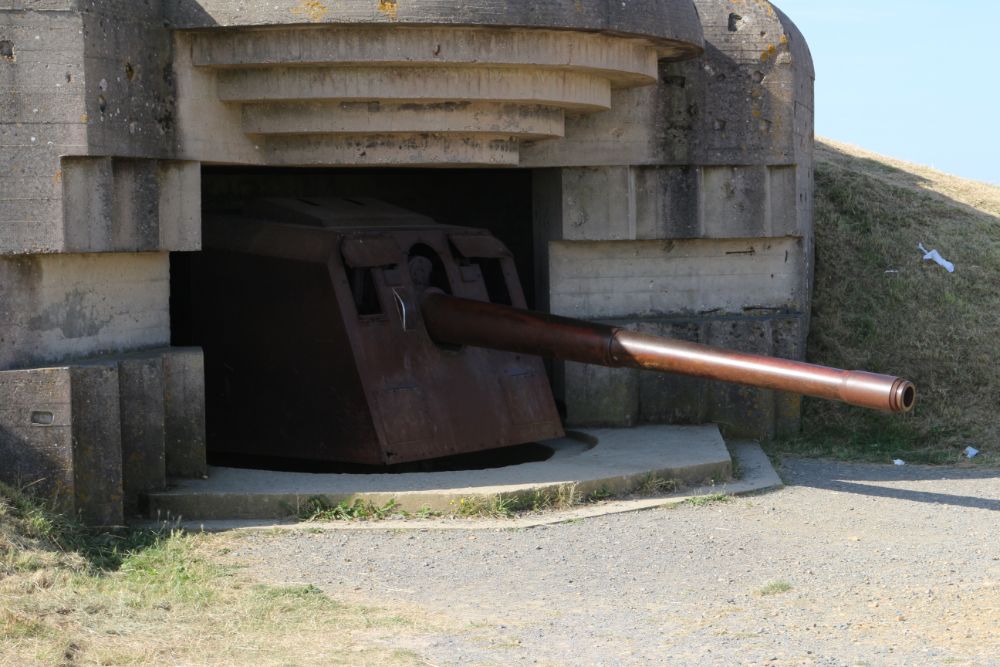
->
<box><xmin>168</xmin><ymin>0</ymin><xmax>705</xmax><ymax>166</ymax></box>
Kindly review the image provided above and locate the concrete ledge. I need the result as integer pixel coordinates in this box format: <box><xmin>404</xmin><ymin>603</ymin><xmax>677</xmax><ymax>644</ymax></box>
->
<box><xmin>166</xmin><ymin>0</ymin><xmax>706</xmax><ymax>56</ymax></box>
<box><xmin>145</xmin><ymin>424</ymin><xmax>740</xmax><ymax>522</ymax></box>
<box><xmin>147</xmin><ymin>440</ymin><xmax>780</xmax><ymax>532</ymax></box>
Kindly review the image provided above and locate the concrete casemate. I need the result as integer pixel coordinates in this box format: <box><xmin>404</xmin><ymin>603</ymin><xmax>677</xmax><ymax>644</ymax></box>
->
<box><xmin>0</xmin><ymin>0</ymin><xmax>813</xmax><ymax>523</ymax></box>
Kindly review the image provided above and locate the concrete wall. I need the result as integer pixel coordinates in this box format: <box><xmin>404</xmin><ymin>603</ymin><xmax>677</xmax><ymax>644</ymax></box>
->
<box><xmin>0</xmin><ymin>2</ymin><xmax>205</xmax><ymax>522</ymax></box>
<box><xmin>527</xmin><ymin>0</ymin><xmax>814</xmax><ymax>439</ymax></box>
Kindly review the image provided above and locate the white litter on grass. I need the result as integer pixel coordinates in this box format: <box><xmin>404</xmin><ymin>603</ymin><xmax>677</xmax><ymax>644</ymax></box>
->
<box><xmin>893</xmin><ymin>459</ymin><xmax>906</xmax><ymax>466</ymax></box>
<box><xmin>918</xmin><ymin>243</ymin><xmax>955</xmax><ymax>273</ymax></box>
<box><xmin>965</xmin><ymin>446</ymin><xmax>980</xmax><ymax>459</ymax></box>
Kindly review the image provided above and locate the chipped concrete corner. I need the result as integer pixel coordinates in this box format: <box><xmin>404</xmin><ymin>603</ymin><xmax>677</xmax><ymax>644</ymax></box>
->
<box><xmin>0</xmin><ymin>1</ymin><xmax>813</xmax><ymax>522</ymax></box>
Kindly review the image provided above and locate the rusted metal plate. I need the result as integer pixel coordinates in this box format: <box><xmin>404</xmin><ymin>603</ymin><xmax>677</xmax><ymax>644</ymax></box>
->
<box><xmin>449</xmin><ymin>233</ymin><xmax>511</xmax><ymax>258</ymax></box>
<box><xmin>341</xmin><ymin>236</ymin><xmax>401</xmax><ymax>268</ymax></box>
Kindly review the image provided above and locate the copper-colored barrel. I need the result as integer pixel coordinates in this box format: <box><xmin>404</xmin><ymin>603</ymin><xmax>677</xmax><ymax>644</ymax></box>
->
<box><xmin>421</xmin><ymin>293</ymin><xmax>915</xmax><ymax>414</ymax></box>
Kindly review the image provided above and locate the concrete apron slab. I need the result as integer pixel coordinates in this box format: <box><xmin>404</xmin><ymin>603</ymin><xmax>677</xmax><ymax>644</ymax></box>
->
<box><xmin>144</xmin><ymin>425</ymin><xmax>782</xmax><ymax>527</ymax></box>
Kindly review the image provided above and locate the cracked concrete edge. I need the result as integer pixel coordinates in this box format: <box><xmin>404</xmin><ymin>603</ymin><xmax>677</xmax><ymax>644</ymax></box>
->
<box><xmin>144</xmin><ymin>440</ymin><xmax>781</xmax><ymax>533</ymax></box>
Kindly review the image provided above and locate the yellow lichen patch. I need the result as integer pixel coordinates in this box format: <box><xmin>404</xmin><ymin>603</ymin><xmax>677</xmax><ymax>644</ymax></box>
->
<box><xmin>378</xmin><ymin>0</ymin><xmax>398</xmax><ymax>19</ymax></box>
<box><xmin>290</xmin><ymin>0</ymin><xmax>329</xmax><ymax>23</ymax></box>
<box><xmin>760</xmin><ymin>44</ymin><xmax>777</xmax><ymax>62</ymax></box>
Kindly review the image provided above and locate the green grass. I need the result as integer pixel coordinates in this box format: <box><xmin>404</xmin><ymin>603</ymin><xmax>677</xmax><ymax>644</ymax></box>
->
<box><xmin>756</xmin><ymin>580</ymin><xmax>792</xmax><ymax>596</ymax></box>
<box><xmin>297</xmin><ymin>496</ymin><xmax>403</xmax><ymax>521</ymax></box>
<box><xmin>772</xmin><ymin>141</ymin><xmax>1000</xmax><ymax>466</ymax></box>
<box><xmin>0</xmin><ymin>483</ymin><xmax>434</xmax><ymax>665</ymax></box>
<box><xmin>683</xmin><ymin>493</ymin><xmax>733</xmax><ymax>507</ymax></box>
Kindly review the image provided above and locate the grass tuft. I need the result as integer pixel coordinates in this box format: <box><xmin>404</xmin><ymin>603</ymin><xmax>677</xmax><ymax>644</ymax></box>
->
<box><xmin>757</xmin><ymin>580</ymin><xmax>793</xmax><ymax>596</ymax></box>
<box><xmin>297</xmin><ymin>496</ymin><xmax>402</xmax><ymax>521</ymax></box>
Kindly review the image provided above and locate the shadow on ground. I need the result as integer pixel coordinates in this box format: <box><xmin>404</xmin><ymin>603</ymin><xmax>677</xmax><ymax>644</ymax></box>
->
<box><xmin>779</xmin><ymin>457</ymin><xmax>1000</xmax><ymax>512</ymax></box>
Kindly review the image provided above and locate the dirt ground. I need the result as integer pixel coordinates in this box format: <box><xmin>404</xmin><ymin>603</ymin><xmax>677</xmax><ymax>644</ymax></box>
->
<box><xmin>233</xmin><ymin>458</ymin><xmax>1000</xmax><ymax>666</ymax></box>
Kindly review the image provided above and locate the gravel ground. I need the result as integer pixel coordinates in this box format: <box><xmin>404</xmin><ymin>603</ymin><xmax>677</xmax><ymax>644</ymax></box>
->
<box><xmin>233</xmin><ymin>458</ymin><xmax>1000</xmax><ymax>666</ymax></box>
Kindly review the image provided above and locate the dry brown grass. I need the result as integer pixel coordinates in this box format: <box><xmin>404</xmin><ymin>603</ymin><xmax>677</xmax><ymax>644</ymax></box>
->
<box><xmin>0</xmin><ymin>484</ymin><xmax>436</xmax><ymax>666</ymax></box>
<box><xmin>783</xmin><ymin>139</ymin><xmax>1000</xmax><ymax>464</ymax></box>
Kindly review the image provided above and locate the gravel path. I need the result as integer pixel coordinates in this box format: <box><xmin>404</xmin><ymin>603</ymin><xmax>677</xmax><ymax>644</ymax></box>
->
<box><xmin>233</xmin><ymin>458</ymin><xmax>1000</xmax><ymax>666</ymax></box>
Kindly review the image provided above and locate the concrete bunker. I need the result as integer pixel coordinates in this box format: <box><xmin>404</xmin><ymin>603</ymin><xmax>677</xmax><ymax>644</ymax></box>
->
<box><xmin>0</xmin><ymin>0</ymin><xmax>818</xmax><ymax>523</ymax></box>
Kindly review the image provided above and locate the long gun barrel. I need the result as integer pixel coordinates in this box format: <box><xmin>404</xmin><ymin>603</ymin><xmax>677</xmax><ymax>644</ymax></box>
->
<box><xmin>421</xmin><ymin>293</ymin><xmax>915</xmax><ymax>414</ymax></box>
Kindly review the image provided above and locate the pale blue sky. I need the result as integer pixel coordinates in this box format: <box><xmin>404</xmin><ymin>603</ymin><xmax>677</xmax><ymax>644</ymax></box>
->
<box><xmin>773</xmin><ymin>1</ymin><xmax>999</xmax><ymax>185</ymax></box>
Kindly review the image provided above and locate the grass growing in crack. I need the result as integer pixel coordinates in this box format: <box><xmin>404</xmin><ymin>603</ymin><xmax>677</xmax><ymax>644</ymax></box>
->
<box><xmin>684</xmin><ymin>493</ymin><xmax>733</xmax><ymax>507</ymax></box>
<box><xmin>452</xmin><ymin>486</ymin><xmax>577</xmax><ymax>518</ymax></box>
<box><xmin>586</xmin><ymin>486</ymin><xmax>613</xmax><ymax>503</ymax></box>
<box><xmin>757</xmin><ymin>580</ymin><xmax>793</xmax><ymax>596</ymax></box>
<box><xmin>637</xmin><ymin>474</ymin><xmax>679</xmax><ymax>496</ymax></box>
<box><xmin>0</xmin><ymin>483</ymin><xmax>434</xmax><ymax>665</ymax></box>
<box><xmin>297</xmin><ymin>497</ymin><xmax>402</xmax><ymax>522</ymax></box>
<box><xmin>404</xmin><ymin>505</ymin><xmax>444</xmax><ymax>519</ymax></box>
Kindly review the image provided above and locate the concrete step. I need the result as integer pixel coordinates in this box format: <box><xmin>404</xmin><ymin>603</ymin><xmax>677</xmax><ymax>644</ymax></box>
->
<box><xmin>192</xmin><ymin>26</ymin><xmax>658</xmax><ymax>85</ymax></box>
<box><xmin>145</xmin><ymin>424</ymin><xmax>738</xmax><ymax>522</ymax></box>
<box><xmin>217</xmin><ymin>66</ymin><xmax>612</xmax><ymax>110</ymax></box>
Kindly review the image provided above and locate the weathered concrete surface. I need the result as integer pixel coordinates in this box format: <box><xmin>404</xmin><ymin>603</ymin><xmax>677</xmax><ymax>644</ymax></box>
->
<box><xmin>148</xmin><ymin>441</ymin><xmax>779</xmax><ymax>532</ymax></box>
<box><xmin>163</xmin><ymin>347</ymin><xmax>208</xmax><ymax>480</ymax></box>
<box><xmin>0</xmin><ymin>253</ymin><xmax>170</xmax><ymax>371</ymax></box>
<box><xmin>61</xmin><ymin>157</ymin><xmax>201</xmax><ymax>253</ymax></box>
<box><xmin>0</xmin><ymin>363</ymin><xmax>124</xmax><ymax>525</ymax></box>
<box><xmin>164</xmin><ymin>0</ymin><xmax>706</xmax><ymax>56</ymax></box>
<box><xmin>145</xmin><ymin>425</ymin><xmax>734</xmax><ymax>521</ymax></box>
<box><xmin>172</xmin><ymin>25</ymin><xmax>691</xmax><ymax>168</ymax></box>
<box><xmin>527</xmin><ymin>1</ymin><xmax>814</xmax><ymax>438</ymax></box>
<box><xmin>548</xmin><ymin>238</ymin><xmax>805</xmax><ymax>317</ymax></box>
<box><xmin>0</xmin><ymin>2</ymin><xmax>195</xmax><ymax>255</ymax></box>
<box><xmin>522</xmin><ymin>1</ymin><xmax>814</xmax><ymax>167</ymax></box>
<box><xmin>68</xmin><ymin>360</ymin><xmax>124</xmax><ymax>526</ymax></box>
<box><xmin>0</xmin><ymin>348</ymin><xmax>207</xmax><ymax>522</ymax></box>
<box><xmin>118</xmin><ymin>353</ymin><xmax>167</xmax><ymax>517</ymax></box>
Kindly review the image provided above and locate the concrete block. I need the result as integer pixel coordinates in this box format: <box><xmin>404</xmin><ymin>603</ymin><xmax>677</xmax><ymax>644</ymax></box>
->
<box><xmin>635</xmin><ymin>320</ymin><xmax>707</xmax><ymax>424</ymax></box>
<box><xmin>771</xmin><ymin>315</ymin><xmax>807</xmax><ymax>437</ymax></box>
<box><xmin>0</xmin><ymin>363</ymin><xmax>124</xmax><ymax>525</ymax></box>
<box><xmin>61</xmin><ymin>156</ymin><xmax>113</xmax><ymax>252</ymax></box>
<box><xmin>0</xmin><ymin>367</ymin><xmax>75</xmax><ymax>506</ymax></box>
<box><xmin>157</xmin><ymin>161</ymin><xmax>202</xmax><ymax>251</ymax></box>
<box><xmin>69</xmin><ymin>361</ymin><xmax>124</xmax><ymax>525</ymax></box>
<box><xmin>549</xmin><ymin>238</ymin><xmax>804</xmax><ymax>319</ymax></box>
<box><xmin>560</xmin><ymin>167</ymin><xmax>634</xmax><ymax>241</ymax></box>
<box><xmin>112</xmin><ymin>159</ymin><xmax>160</xmax><ymax>250</ymax></box>
<box><xmin>118</xmin><ymin>354</ymin><xmax>166</xmax><ymax>516</ymax></box>
<box><xmin>704</xmin><ymin>319</ymin><xmax>776</xmax><ymax>441</ymax></box>
<box><xmin>564</xmin><ymin>361</ymin><xmax>638</xmax><ymax>428</ymax></box>
<box><xmin>163</xmin><ymin>347</ymin><xmax>207</xmax><ymax>479</ymax></box>
<box><xmin>61</xmin><ymin>157</ymin><xmax>200</xmax><ymax>253</ymax></box>
<box><xmin>769</xmin><ymin>165</ymin><xmax>799</xmax><ymax>236</ymax></box>
<box><xmin>0</xmin><ymin>252</ymin><xmax>170</xmax><ymax>371</ymax></box>
<box><xmin>701</xmin><ymin>166</ymin><xmax>769</xmax><ymax>238</ymax></box>
<box><xmin>634</xmin><ymin>166</ymin><xmax>701</xmax><ymax>240</ymax></box>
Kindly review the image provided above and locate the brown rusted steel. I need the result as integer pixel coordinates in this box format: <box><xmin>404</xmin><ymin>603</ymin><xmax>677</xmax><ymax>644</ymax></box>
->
<box><xmin>421</xmin><ymin>293</ymin><xmax>916</xmax><ymax>414</ymax></box>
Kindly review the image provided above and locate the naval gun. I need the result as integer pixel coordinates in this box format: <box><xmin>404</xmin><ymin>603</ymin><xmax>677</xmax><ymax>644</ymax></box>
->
<box><xmin>196</xmin><ymin>197</ymin><xmax>914</xmax><ymax>467</ymax></box>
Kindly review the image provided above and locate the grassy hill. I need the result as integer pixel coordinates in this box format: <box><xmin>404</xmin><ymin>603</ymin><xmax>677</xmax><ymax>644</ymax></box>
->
<box><xmin>787</xmin><ymin>139</ymin><xmax>1000</xmax><ymax>465</ymax></box>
